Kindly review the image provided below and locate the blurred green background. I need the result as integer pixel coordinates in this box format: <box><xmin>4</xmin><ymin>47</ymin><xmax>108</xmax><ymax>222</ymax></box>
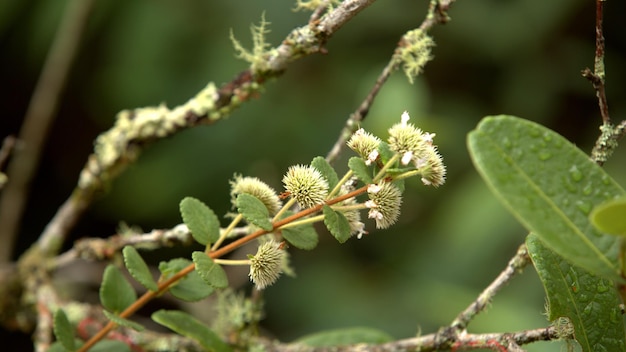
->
<box><xmin>1</xmin><ymin>0</ymin><xmax>626</xmax><ymax>351</ymax></box>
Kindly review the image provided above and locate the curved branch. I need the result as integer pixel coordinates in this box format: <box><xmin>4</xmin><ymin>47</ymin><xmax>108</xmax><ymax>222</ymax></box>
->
<box><xmin>32</xmin><ymin>0</ymin><xmax>378</xmax><ymax>258</ymax></box>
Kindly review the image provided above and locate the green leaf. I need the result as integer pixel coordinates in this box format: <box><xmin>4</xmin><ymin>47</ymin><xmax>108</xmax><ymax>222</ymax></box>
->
<box><xmin>311</xmin><ymin>156</ymin><xmax>339</xmax><ymax>190</ymax></box>
<box><xmin>236</xmin><ymin>193</ymin><xmax>273</xmax><ymax>231</ymax></box>
<box><xmin>102</xmin><ymin>310</ymin><xmax>145</xmax><ymax>331</ymax></box>
<box><xmin>295</xmin><ymin>327</ymin><xmax>393</xmax><ymax>347</ymax></box>
<box><xmin>527</xmin><ymin>234</ymin><xmax>625</xmax><ymax>352</ymax></box>
<box><xmin>99</xmin><ymin>265</ymin><xmax>137</xmax><ymax>313</ymax></box>
<box><xmin>192</xmin><ymin>252</ymin><xmax>228</xmax><ymax>289</ymax></box>
<box><xmin>53</xmin><ymin>309</ymin><xmax>75</xmax><ymax>351</ymax></box>
<box><xmin>123</xmin><ymin>246</ymin><xmax>158</xmax><ymax>292</ymax></box>
<box><xmin>152</xmin><ymin>310</ymin><xmax>232</xmax><ymax>352</ymax></box>
<box><xmin>180</xmin><ymin>197</ymin><xmax>220</xmax><ymax>245</ymax></box>
<box><xmin>591</xmin><ymin>197</ymin><xmax>626</xmax><ymax>236</ymax></box>
<box><xmin>282</xmin><ymin>223</ymin><xmax>319</xmax><ymax>250</ymax></box>
<box><xmin>348</xmin><ymin>157</ymin><xmax>372</xmax><ymax>184</ymax></box>
<box><xmin>377</xmin><ymin>141</ymin><xmax>394</xmax><ymax>164</ymax></box>
<box><xmin>90</xmin><ymin>340</ymin><xmax>131</xmax><ymax>352</ymax></box>
<box><xmin>159</xmin><ymin>259</ymin><xmax>214</xmax><ymax>301</ymax></box>
<box><xmin>323</xmin><ymin>205</ymin><xmax>352</xmax><ymax>243</ymax></box>
<box><xmin>467</xmin><ymin>115</ymin><xmax>626</xmax><ymax>282</ymax></box>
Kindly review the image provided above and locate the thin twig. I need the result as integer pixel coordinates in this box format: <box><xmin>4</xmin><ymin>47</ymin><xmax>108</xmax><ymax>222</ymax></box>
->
<box><xmin>451</xmin><ymin>244</ymin><xmax>531</xmax><ymax>331</ymax></box>
<box><xmin>255</xmin><ymin>326</ymin><xmax>560</xmax><ymax>352</ymax></box>
<box><xmin>326</xmin><ymin>0</ymin><xmax>456</xmax><ymax>163</ymax></box>
<box><xmin>0</xmin><ymin>0</ymin><xmax>95</xmax><ymax>263</ymax></box>
<box><xmin>583</xmin><ymin>0</ymin><xmax>626</xmax><ymax>165</ymax></box>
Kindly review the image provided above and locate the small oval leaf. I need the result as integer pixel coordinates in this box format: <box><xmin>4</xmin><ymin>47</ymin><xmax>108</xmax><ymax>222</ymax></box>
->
<box><xmin>180</xmin><ymin>197</ymin><xmax>220</xmax><ymax>245</ymax></box>
<box><xmin>311</xmin><ymin>156</ymin><xmax>339</xmax><ymax>191</ymax></box>
<box><xmin>192</xmin><ymin>252</ymin><xmax>228</xmax><ymax>289</ymax></box>
<box><xmin>236</xmin><ymin>193</ymin><xmax>273</xmax><ymax>231</ymax></box>
<box><xmin>152</xmin><ymin>310</ymin><xmax>232</xmax><ymax>352</ymax></box>
<box><xmin>590</xmin><ymin>197</ymin><xmax>626</xmax><ymax>236</ymax></box>
<box><xmin>123</xmin><ymin>246</ymin><xmax>158</xmax><ymax>292</ymax></box>
<box><xmin>348</xmin><ymin>157</ymin><xmax>372</xmax><ymax>184</ymax></box>
<box><xmin>90</xmin><ymin>340</ymin><xmax>132</xmax><ymax>352</ymax></box>
<box><xmin>323</xmin><ymin>205</ymin><xmax>352</xmax><ymax>243</ymax></box>
<box><xmin>53</xmin><ymin>309</ymin><xmax>75</xmax><ymax>351</ymax></box>
<box><xmin>159</xmin><ymin>258</ymin><xmax>214</xmax><ymax>301</ymax></box>
<box><xmin>102</xmin><ymin>310</ymin><xmax>145</xmax><ymax>331</ymax></box>
<box><xmin>99</xmin><ymin>265</ymin><xmax>137</xmax><ymax>313</ymax></box>
<box><xmin>281</xmin><ymin>224</ymin><xmax>319</xmax><ymax>250</ymax></box>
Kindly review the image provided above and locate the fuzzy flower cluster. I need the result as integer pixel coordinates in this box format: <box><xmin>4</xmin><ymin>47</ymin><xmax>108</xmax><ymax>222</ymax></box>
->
<box><xmin>388</xmin><ymin>111</ymin><xmax>445</xmax><ymax>187</ymax></box>
<box><xmin>230</xmin><ymin>174</ymin><xmax>282</xmax><ymax>216</ymax></box>
<box><xmin>248</xmin><ymin>240</ymin><xmax>285</xmax><ymax>290</ymax></box>
<box><xmin>282</xmin><ymin>165</ymin><xmax>329</xmax><ymax>208</ymax></box>
<box><xmin>365</xmin><ymin>182</ymin><xmax>402</xmax><ymax>229</ymax></box>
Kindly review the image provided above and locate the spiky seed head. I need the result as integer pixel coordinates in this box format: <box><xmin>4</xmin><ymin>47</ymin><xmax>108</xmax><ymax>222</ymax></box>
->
<box><xmin>417</xmin><ymin>146</ymin><xmax>446</xmax><ymax>187</ymax></box>
<box><xmin>366</xmin><ymin>182</ymin><xmax>402</xmax><ymax>229</ymax></box>
<box><xmin>230</xmin><ymin>174</ymin><xmax>282</xmax><ymax>215</ymax></box>
<box><xmin>347</xmin><ymin>128</ymin><xmax>382</xmax><ymax>163</ymax></box>
<box><xmin>249</xmin><ymin>240</ymin><xmax>285</xmax><ymax>290</ymax></box>
<box><xmin>282</xmin><ymin>165</ymin><xmax>329</xmax><ymax>208</ymax></box>
<box><xmin>388</xmin><ymin>112</ymin><xmax>431</xmax><ymax>165</ymax></box>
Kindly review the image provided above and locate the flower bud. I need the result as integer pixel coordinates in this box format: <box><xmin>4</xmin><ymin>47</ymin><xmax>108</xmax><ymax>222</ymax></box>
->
<box><xmin>366</xmin><ymin>182</ymin><xmax>402</xmax><ymax>229</ymax></box>
<box><xmin>282</xmin><ymin>165</ymin><xmax>329</xmax><ymax>208</ymax></box>
<box><xmin>230</xmin><ymin>175</ymin><xmax>282</xmax><ymax>215</ymax></box>
<box><xmin>249</xmin><ymin>240</ymin><xmax>285</xmax><ymax>290</ymax></box>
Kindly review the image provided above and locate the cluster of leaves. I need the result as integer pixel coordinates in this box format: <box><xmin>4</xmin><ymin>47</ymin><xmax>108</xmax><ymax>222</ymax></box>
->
<box><xmin>49</xmin><ymin>113</ymin><xmax>445</xmax><ymax>351</ymax></box>
<box><xmin>468</xmin><ymin>115</ymin><xmax>626</xmax><ymax>351</ymax></box>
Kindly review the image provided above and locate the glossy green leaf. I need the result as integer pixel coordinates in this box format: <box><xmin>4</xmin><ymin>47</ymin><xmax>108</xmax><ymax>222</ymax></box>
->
<box><xmin>311</xmin><ymin>156</ymin><xmax>339</xmax><ymax>190</ymax></box>
<box><xmin>281</xmin><ymin>223</ymin><xmax>319</xmax><ymax>250</ymax></box>
<box><xmin>236</xmin><ymin>193</ymin><xmax>273</xmax><ymax>231</ymax></box>
<box><xmin>527</xmin><ymin>234</ymin><xmax>625</xmax><ymax>352</ymax></box>
<box><xmin>468</xmin><ymin>115</ymin><xmax>625</xmax><ymax>282</ymax></box>
<box><xmin>159</xmin><ymin>258</ymin><xmax>214</xmax><ymax>301</ymax></box>
<box><xmin>180</xmin><ymin>197</ymin><xmax>220</xmax><ymax>245</ymax></box>
<box><xmin>53</xmin><ymin>309</ymin><xmax>75</xmax><ymax>351</ymax></box>
<box><xmin>323</xmin><ymin>205</ymin><xmax>351</xmax><ymax>243</ymax></box>
<box><xmin>348</xmin><ymin>157</ymin><xmax>372</xmax><ymax>184</ymax></box>
<box><xmin>99</xmin><ymin>265</ymin><xmax>137</xmax><ymax>313</ymax></box>
<box><xmin>295</xmin><ymin>327</ymin><xmax>393</xmax><ymax>347</ymax></box>
<box><xmin>123</xmin><ymin>246</ymin><xmax>158</xmax><ymax>292</ymax></box>
<box><xmin>192</xmin><ymin>251</ymin><xmax>228</xmax><ymax>289</ymax></box>
<box><xmin>591</xmin><ymin>197</ymin><xmax>626</xmax><ymax>236</ymax></box>
<box><xmin>103</xmin><ymin>310</ymin><xmax>145</xmax><ymax>331</ymax></box>
<box><xmin>152</xmin><ymin>310</ymin><xmax>232</xmax><ymax>352</ymax></box>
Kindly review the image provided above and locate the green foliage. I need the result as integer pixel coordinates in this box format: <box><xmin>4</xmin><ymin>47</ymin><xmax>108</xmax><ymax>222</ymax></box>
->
<box><xmin>348</xmin><ymin>157</ymin><xmax>372</xmax><ymax>184</ymax></box>
<box><xmin>281</xmin><ymin>223</ymin><xmax>319</xmax><ymax>250</ymax></box>
<box><xmin>236</xmin><ymin>193</ymin><xmax>274</xmax><ymax>231</ymax></box>
<box><xmin>99</xmin><ymin>265</ymin><xmax>137</xmax><ymax>313</ymax></box>
<box><xmin>527</xmin><ymin>234</ymin><xmax>625</xmax><ymax>352</ymax></box>
<box><xmin>89</xmin><ymin>340</ymin><xmax>132</xmax><ymax>352</ymax></box>
<box><xmin>376</xmin><ymin>141</ymin><xmax>395</xmax><ymax>164</ymax></box>
<box><xmin>311</xmin><ymin>156</ymin><xmax>339</xmax><ymax>191</ymax></box>
<box><xmin>152</xmin><ymin>310</ymin><xmax>232</xmax><ymax>352</ymax></box>
<box><xmin>102</xmin><ymin>310</ymin><xmax>145</xmax><ymax>331</ymax></box>
<box><xmin>53</xmin><ymin>309</ymin><xmax>75</xmax><ymax>351</ymax></box>
<box><xmin>159</xmin><ymin>258</ymin><xmax>214</xmax><ymax>301</ymax></box>
<box><xmin>323</xmin><ymin>205</ymin><xmax>352</xmax><ymax>243</ymax></box>
<box><xmin>468</xmin><ymin>115</ymin><xmax>626</xmax><ymax>282</ymax></box>
<box><xmin>591</xmin><ymin>197</ymin><xmax>626</xmax><ymax>236</ymax></box>
<box><xmin>123</xmin><ymin>246</ymin><xmax>158</xmax><ymax>292</ymax></box>
<box><xmin>295</xmin><ymin>327</ymin><xmax>393</xmax><ymax>347</ymax></box>
<box><xmin>180</xmin><ymin>197</ymin><xmax>221</xmax><ymax>246</ymax></box>
<box><xmin>192</xmin><ymin>251</ymin><xmax>229</xmax><ymax>289</ymax></box>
